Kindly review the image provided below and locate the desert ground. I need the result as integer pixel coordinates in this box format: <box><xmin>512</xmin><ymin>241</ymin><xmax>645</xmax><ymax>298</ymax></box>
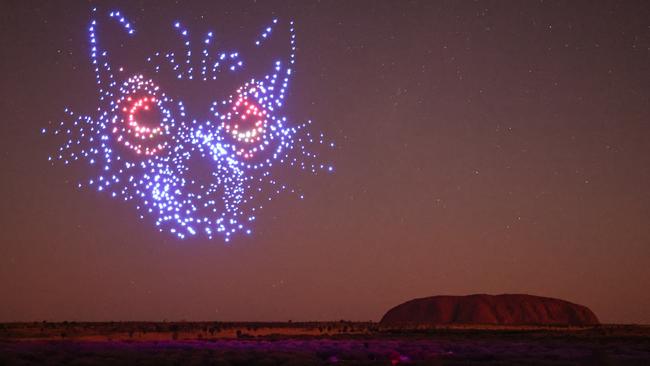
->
<box><xmin>1</xmin><ymin>322</ymin><xmax>649</xmax><ymax>365</ymax></box>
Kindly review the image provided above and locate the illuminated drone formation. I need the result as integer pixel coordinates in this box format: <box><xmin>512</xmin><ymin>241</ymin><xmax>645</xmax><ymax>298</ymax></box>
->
<box><xmin>46</xmin><ymin>9</ymin><xmax>333</xmax><ymax>240</ymax></box>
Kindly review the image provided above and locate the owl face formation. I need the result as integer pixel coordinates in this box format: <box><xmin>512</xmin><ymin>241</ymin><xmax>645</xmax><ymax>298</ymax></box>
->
<box><xmin>47</xmin><ymin>8</ymin><xmax>333</xmax><ymax>240</ymax></box>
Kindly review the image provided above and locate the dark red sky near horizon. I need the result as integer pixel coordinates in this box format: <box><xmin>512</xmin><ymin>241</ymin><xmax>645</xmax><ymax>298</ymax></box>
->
<box><xmin>1</xmin><ymin>0</ymin><xmax>649</xmax><ymax>324</ymax></box>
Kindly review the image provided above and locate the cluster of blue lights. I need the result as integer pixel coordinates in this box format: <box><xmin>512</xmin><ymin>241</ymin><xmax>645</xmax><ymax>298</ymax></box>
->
<box><xmin>46</xmin><ymin>8</ymin><xmax>333</xmax><ymax>240</ymax></box>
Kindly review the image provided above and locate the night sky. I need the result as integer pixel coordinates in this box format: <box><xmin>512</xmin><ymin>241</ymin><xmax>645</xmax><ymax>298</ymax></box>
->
<box><xmin>1</xmin><ymin>0</ymin><xmax>649</xmax><ymax>324</ymax></box>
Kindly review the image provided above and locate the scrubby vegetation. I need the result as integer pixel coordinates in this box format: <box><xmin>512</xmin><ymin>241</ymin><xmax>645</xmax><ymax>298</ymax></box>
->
<box><xmin>0</xmin><ymin>322</ymin><xmax>649</xmax><ymax>365</ymax></box>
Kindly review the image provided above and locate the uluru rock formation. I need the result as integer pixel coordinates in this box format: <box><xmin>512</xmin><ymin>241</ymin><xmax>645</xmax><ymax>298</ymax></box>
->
<box><xmin>380</xmin><ymin>294</ymin><xmax>599</xmax><ymax>326</ymax></box>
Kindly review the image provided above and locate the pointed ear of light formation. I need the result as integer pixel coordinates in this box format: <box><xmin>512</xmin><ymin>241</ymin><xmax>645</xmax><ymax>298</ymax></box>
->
<box><xmin>45</xmin><ymin>8</ymin><xmax>334</xmax><ymax>241</ymax></box>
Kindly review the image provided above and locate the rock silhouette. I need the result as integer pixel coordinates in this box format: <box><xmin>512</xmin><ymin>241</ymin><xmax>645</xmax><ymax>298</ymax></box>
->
<box><xmin>380</xmin><ymin>294</ymin><xmax>599</xmax><ymax>325</ymax></box>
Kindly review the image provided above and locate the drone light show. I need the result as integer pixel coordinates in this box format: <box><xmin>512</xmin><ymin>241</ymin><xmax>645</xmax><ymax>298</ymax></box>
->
<box><xmin>45</xmin><ymin>8</ymin><xmax>333</xmax><ymax>241</ymax></box>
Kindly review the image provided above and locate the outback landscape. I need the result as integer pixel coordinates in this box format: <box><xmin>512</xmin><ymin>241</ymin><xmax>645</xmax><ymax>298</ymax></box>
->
<box><xmin>1</xmin><ymin>321</ymin><xmax>649</xmax><ymax>365</ymax></box>
<box><xmin>1</xmin><ymin>295</ymin><xmax>649</xmax><ymax>365</ymax></box>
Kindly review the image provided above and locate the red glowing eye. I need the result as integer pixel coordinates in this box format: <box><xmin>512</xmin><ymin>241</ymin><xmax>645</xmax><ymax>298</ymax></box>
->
<box><xmin>226</xmin><ymin>96</ymin><xmax>267</xmax><ymax>143</ymax></box>
<box><xmin>112</xmin><ymin>76</ymin><xmax>171</xmax><ymax>156</ymax></box>
<box><xmin>222</xmin><ymin>88</ymin><xmax>269</xmax><ymax>159</ymax></box>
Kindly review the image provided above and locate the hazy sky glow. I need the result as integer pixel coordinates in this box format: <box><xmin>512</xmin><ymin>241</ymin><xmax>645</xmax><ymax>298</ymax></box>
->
<box><xmin>1</xmin><ymin>0</ymin><xmax>649</xmax><ymax>324</ymax></box>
